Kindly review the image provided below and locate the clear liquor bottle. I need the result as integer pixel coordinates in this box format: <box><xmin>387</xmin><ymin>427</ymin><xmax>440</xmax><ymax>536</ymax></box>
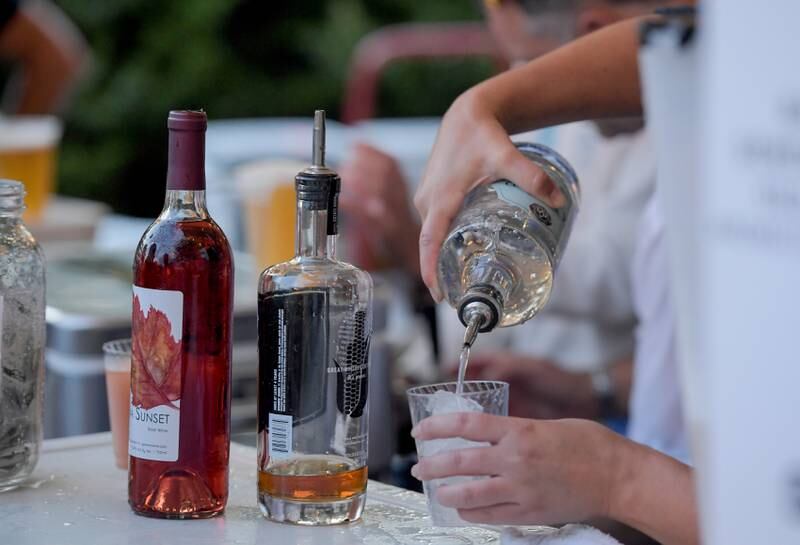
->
<box><xmin>437</xmin><ymin>142</ymin><xmax>580</xmax><ymax>345</ymax></box>
<box><xmin>129</xmin><ymin>110</ymin><xmax>234</xmax><ymax>518</ymax></box>
<box><xmin>257</xmin><ymin>111</ymin><xmax>373</xmax><ymax>525</ymax></box>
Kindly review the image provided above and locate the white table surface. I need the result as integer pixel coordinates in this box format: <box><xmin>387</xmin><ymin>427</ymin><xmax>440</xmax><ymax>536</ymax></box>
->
<box><xmin>0</xmin><ymin>433</ymin><xmax>545</xmax><ymax>545</ymax></box>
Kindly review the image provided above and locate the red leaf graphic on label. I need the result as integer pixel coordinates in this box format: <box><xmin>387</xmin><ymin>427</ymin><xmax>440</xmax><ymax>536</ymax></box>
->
<box><xmin>131</xmin><ymin>295</ymin><xmax>182</xmax><ymax>410</ymax></box>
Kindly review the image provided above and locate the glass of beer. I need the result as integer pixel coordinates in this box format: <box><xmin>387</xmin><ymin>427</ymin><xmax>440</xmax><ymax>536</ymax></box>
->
<box><xmin>234</xmin><ymin>159</ymin><xmax>305</xmax><ymax>271</ymax></box>
<box><xmin>0</xmin><ymin>116</ymin><xmax>63</xmax><ymax>222</ymax></box>
<box><xmin>102</xmin><ymin>339</ymin><xmax>132</xmax><ymax>470</ymax></box>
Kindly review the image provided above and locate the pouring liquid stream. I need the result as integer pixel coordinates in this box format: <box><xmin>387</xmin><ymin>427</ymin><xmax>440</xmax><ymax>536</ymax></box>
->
<box><xmin>455</xmin><ymin>345</ymin><xmax>471</xmax><ymax>395</ymax></box>
<box><xmin>455</xmin><ymin>314</ymin><xmax>483</xmax><ymax>395</ymax></box>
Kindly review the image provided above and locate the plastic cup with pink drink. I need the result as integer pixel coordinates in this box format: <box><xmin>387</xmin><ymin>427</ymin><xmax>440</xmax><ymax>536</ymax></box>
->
<box><xmin>102</xmin><ymin>339</ymin><xmax>131</xmax><ymax>470</ymax></box>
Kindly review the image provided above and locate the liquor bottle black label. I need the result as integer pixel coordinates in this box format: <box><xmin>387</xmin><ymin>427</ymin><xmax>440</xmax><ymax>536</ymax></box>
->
<box><xmin>258</xmin><ymin>290</ymin><xmax>328</xmax><ymax>434</ymax></box>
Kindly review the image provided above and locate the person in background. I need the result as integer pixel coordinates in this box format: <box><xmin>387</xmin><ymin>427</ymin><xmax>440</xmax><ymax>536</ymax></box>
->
<box><xmin>0</xmin><ymin>0</ymin><xmax>90</xmax><ymax>114</ymax></box>
<box><xmin>340</xmin><ymin>0</ymin><xmax>666</xmax><ymax>425</ymax></box>
<box><xmin>410</xmin><ymin>9</ymin><xmax>699</xmax><ymax>544</ymax></box>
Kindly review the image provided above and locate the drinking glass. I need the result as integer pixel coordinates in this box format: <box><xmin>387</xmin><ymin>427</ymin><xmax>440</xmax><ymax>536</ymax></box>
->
<box><xmin>407</xmin><ymin>380</ymin><xmax>509</xmax><ymax>526</ymax></box>
<box><xmin>0</xmin><ymin>116</ymin><xmax>62</xmax><ymax>221</ymax></box>
<box><xmin>234</xmin><ymin>159</ymin><xmax>305</xmax><ymax>271</ymax></box>
<box><xmin>103</xmin><ymin>339</ymin><xmax>131</xmax><ymax>470</ymax></box>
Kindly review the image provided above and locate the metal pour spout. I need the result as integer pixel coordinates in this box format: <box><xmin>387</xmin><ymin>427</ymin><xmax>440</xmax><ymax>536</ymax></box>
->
<box><xmin>463</xmin><ymin>314</ymin><xmax>482</xmax><ymax>348</ymax></box>
<box><xmin>458</xmin><ymin>288</ymin><xmax>501</xmax><ymax>347</ymax></box>
<box><xmin>461</xmin><ymin>299</ymin><xmax>495</xmax><ymax>348</ymax></box>
<box><xmin>312</xmin><ymin>109</ymin><xmax>326</xmax><ymax>168</ymax></box>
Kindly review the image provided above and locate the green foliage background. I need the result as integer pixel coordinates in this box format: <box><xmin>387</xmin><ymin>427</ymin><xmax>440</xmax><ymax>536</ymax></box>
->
<box><xmin>52</xmin><ymin>0</ymin><xmax>490</xmax><ymax>216</ymax></box>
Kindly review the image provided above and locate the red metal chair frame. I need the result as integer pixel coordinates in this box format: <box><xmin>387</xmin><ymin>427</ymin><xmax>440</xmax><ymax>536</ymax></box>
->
<box><xmin>341</xmin><ymin>22</ymin><xmax>506</xmax><ymax>124</ymax></box>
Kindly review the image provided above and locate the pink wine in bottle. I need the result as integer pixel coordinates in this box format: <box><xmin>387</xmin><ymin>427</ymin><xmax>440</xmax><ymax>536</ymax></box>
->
<box><xmin>129</xmin><ymin>110</ymin><xmax>233</xmax><ymax>519</ymax></box>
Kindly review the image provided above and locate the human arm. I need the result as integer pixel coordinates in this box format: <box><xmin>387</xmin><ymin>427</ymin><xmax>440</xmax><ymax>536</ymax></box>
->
<box><xmin>414</xmin><ymin>16</ymin><xmax>648</xmax><ymax>301</ymax></box>
<box><xmin>411</xmin><ymin>414</ymin><xmax>699</xmax><ymax>545</ymax></box>
<box><xmin>0</xmin><ymin>1</ymin><xmax>90</xmax><ymax>114</ymax></box>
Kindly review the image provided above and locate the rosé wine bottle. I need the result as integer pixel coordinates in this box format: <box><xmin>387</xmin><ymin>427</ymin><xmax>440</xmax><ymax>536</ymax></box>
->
<box><xmin>128</xmin><ymin>110</ymin><xmax>233</xmax><ymax>519</ymax></box>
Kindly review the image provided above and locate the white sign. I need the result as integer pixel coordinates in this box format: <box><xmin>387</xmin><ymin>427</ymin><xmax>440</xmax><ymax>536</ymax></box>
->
<box><xmin>702</xmin><ymin>1</ymin><xmax>800</xmax><ymax>542</ymax></box>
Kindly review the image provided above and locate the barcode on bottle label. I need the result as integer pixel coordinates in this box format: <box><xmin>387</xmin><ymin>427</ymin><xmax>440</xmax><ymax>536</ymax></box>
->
<box><xmin>268</xmin><ymin>413</ymin><xmax>293</xmax><ymax>459</ymax></box>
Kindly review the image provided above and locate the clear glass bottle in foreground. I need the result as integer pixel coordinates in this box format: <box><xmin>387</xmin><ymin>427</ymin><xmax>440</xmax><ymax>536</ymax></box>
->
<box><xmin>0</xmin><ymin>180</ymin><xmax>45</xmax><ymax>493</ymax></box>
<box><xmin>257</xmin><ymin>110</ymin><xmax>373</xmax><ymax>525</ymax></box>
<box><xmin>438</xmin><ymin>142</ymin><xmax>580</xmax><ymax>348</ymax></box>
<box><xmin>129</xmin><ymin>110</ymin><xmax>234</xmax><ymax>518</ymax></box>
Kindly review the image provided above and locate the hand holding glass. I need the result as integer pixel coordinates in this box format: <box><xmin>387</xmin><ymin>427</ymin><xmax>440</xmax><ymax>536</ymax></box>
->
<box><xmin>407</xmin><ymin>381</ymin><xmax>509</xmax><ymax>526</ymax></box>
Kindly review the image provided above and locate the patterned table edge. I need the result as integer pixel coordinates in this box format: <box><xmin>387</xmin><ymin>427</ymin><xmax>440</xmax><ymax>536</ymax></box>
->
<box><xmin>42</xmin><ymin>434</ymin><xmax>554</xmax><ymax>542</ymax></box>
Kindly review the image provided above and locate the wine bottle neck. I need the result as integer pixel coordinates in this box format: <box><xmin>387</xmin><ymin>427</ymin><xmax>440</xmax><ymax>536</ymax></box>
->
<box><xmin>161</xmin><ymin>190</ymin><xmax>210</xmax><ymax>221</ymax></box>
<box><xmin>166</xmin><ymin>127</ymin><xmax>205</xmax><ymax>191</ymax></box>
<box><xmin>296</xmin><ymin>199</ymin><xmax>333</xmax><ymax>259</ymax></box>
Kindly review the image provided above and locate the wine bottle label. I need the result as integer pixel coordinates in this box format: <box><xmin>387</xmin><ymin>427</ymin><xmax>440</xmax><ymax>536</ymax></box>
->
<box><xmin>258</xmin><ymin>290</ymin><xmax>329</xmax><ymax>430</ymax></box>
<box><xmin>129</xmin><ymin>286</ymin><xmax>183</xmax><ymax>462</ymax></box>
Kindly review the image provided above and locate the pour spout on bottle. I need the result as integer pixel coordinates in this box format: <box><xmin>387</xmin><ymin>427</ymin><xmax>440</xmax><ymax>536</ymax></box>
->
<box><xmin>458</xmin><ymin>289</ymin><xmax>501</xmax><ymax>347</ymax></box>
<box><xmin>463</xmin><ymin>314</ymin><xmax>482</xmax><ymax>348</ymax></box>
<box><xmin>312</xmin><ymin>109</ymin><xmax>326</xmax><ymax>168</ymax></box>
<box><xmin>461</xmin><ymin>299</ymin><xmax>496</xmax><ymax>348</ymax></box>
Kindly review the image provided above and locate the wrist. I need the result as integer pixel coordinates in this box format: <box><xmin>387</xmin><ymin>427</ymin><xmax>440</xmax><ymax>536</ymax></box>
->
<box><xmin>467</xmin><ymin>68</ymin><xmax>543</xmax><ymax>133</ymax></box>
<box><xmin>606</xmin><ymin>440</ymin><xmax>700</xmax><ymax>545</ymax></box>
<box><xmin>605</xmin><ymin>434</ymin><xmax>646</xmax><ymax>523</ymax></box>
<box><xmin>453</xmin><ymin>85</ymin><xmax>500</xmax><ymax>129</ymax></box>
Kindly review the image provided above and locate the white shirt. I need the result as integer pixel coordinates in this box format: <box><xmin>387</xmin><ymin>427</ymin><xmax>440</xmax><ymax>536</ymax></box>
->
<box><xmin>627</xmin><ymin>194</ymin><xmax>689</xmax><ymax>462</ymax></box>
<box><xmin>438</xmin><ymin>122</ymin><xmax>656</xmax><ymax>373</ymax></box>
